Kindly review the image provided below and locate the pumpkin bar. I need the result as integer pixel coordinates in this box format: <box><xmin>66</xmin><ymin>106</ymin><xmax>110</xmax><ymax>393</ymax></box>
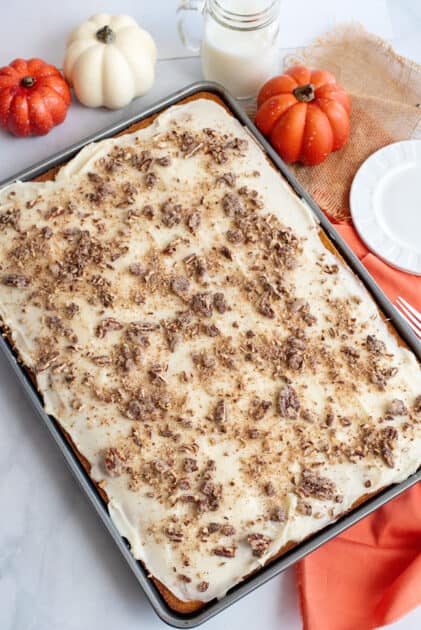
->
<box><xmin>0</xmin><ymin>95</ymin><xmax>420</xmax><ymax>610</ymax></box>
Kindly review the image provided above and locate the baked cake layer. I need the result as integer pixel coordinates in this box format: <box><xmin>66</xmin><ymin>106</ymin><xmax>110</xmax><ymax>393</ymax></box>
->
<box><xmin>0</xmin><ymin>98</ymin><xmax>420</xmax><ymax>604</ymax></box>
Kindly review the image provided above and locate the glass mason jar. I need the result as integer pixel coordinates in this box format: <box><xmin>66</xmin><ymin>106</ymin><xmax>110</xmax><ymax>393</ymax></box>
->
<box><xmin>177</xmin><ymin>0</ymin><xmax>281</xmax><ymax>99</ymax></box>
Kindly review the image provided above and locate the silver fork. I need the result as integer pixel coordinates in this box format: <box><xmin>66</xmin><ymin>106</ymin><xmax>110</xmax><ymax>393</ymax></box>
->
<box><xmin>395</xmin><ymin>296</ymin><xmax>421</xmax><ymax>339</ymax></box>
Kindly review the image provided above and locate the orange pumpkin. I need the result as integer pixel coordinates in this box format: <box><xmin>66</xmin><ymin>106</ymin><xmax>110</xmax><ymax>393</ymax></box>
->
<box><xmin>0</xmin><ymin>58</ymin><xmax>71</xmax><ymax>137</ymax></box>
<box><xmin>255</xmin><ymin>65</ymin><xmax>351</xmax><ymax>166</ymax></box>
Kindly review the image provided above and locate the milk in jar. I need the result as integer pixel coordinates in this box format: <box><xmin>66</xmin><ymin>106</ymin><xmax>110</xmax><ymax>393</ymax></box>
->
<box><xmin>201</xmin><ymin>0</ymin><xmax>281</xmax><ymax>99</ymax></box>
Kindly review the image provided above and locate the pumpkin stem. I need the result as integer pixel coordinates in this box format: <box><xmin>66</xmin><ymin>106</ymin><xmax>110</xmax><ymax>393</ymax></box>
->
<box><xmin>293</xmin><ymin>83</ymin><xmax>315</xmax><ymax>103</ymax></box>
<box><xmin>21</xmin><ymin>76</ymin><xmax>36</xmax><ymax>88</ymax></box>
<box><xmin>96</xmin><ymin>25</ymin><xmax>116</xmax><ymax>44</ymax></box>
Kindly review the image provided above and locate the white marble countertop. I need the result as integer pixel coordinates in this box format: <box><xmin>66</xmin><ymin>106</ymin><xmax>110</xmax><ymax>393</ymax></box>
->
<box><xmin>0</xmin><ymin>1</ymin><xmax>420</xmax><ymax>629</ymax></box>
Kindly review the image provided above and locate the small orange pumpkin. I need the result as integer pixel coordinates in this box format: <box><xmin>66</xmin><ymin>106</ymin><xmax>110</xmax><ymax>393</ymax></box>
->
<box><xmin>255</xmin><ymin>65</ymin><xmax>351</xmax><ymax>166</ymax></box>
<box><xmin>0</xmin><ymin>58</ymin><xmax>71</xmax><ymax>137</ymax></box>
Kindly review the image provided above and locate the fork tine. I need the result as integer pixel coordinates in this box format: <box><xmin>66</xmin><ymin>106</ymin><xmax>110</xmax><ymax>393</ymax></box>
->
<box><xmin>395</xmin><ymin>303</ymin><xmax>421</xmax><ymax>338</ymax></box>
<box><xmin>396</xmin><ymin>296</ymin><xmax>421</xmax><ymax>323</ymax></box>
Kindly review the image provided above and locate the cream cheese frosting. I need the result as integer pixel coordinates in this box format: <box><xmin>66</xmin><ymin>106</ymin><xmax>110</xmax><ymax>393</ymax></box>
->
<box><xmin>0</xmin><ymin>98</ymin><xmax>420</xmax><ymax>604</ymax></box>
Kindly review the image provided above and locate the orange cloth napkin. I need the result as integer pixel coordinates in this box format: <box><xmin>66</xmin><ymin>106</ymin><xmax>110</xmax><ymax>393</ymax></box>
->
<box><xmin>297</xmin><ymin>219</ymin><xmax>421</xmax><ymax>630</ymax></box>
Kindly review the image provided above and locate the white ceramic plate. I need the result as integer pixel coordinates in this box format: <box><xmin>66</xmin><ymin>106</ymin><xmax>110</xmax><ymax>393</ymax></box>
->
<box><xmin>350</xmin><ymin>140</ymin><xmax>421</xmax><ymax>275</ymax></box>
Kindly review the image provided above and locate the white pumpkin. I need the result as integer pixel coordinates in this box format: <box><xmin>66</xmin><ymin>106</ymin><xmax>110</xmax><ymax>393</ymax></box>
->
<box><xmin>64</xmin><ymin>13</ymin><xmax>157</xmax><ymax>109</ymax></box>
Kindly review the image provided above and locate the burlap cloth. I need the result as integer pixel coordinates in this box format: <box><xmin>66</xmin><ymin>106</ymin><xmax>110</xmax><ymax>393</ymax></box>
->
<box><xmin>253</xmin><ymin>24</ymin><xmax>421</xmax><ymax>221</ymax></box>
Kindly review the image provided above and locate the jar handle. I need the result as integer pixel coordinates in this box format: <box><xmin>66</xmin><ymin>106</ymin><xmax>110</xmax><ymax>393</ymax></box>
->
<box><xmin>177</xmin><ymin>0</ymin><xmax>205</xmax><ymax>53</ymax></box>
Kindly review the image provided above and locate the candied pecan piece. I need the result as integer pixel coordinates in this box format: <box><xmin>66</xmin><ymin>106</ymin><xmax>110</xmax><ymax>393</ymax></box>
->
<box><xmin>143</xmin><ymin>204</ymin><xmax>155</xmax><ymax>219</ymax></box>
<box><xmin>297</xmin><ymin>469</ymin><xmax>338</xmax><ymax>501</ymax></box>
<box><xmin>165</xmin><ymin>527</ymin><xmax>183</xmax><ymax>542</ymax></box>
<box><xmin>0</xmin><ymin>207</ymin><xmax>21</xmax><ymax>231</ymax></box>
<box><xmin>283</xmin><ymin>335</ymin><xmax>306</xmax><ymax>370</ymax></box>
<box><xmin>382</xmin><ymin>426</ymin><xmax>398</xmax><ymax>441</ymax></box>
<box><xmin>270</xmin><ymin>506</ymin><xmax>287</xmax><ymax>523</ymax></box>
<box><xmin>128</xmin><ymin>262</ymin><xmax>147</xmax><ymax>277</ymax></box>
<box><xmin>297</xmin><ymin>500</ymin><xmax>312</xmax><ymax>516</ymax></box>
<box><xmin>96</xmin><ymin>318</ymin><xmax>123</xmax><ymax>338</ymax></box>
<box><xmin>104</xmin><ymin>447</ymin><xmax>126</xmax><ymax>477</ymax></box>
<box><xmin>192</xmin><ymin>351</ymin><xmax>216</xmax><ymax>370</ymax></box>
<box><xmin>387</xmin><ymin>399</ymin><xmax>407</xmax><ymax>416</ymax></box>
<box><xmin>258</xmin><ymin>294</ymin><xmax>275</xmax><ymax>319</ymax></box>
<box><xmin>250</xmin><ymin>397</ymin><xmax>272</xmax><ymax>420</ymax></box>
<box><xmin>366</xmin><ymin>335</ymin><xmax>386</xmax><ymax>354</ymax></box>
<box><xmin>381</xmin><ymin>443</ymin><xmax>395</xmax><ymax>468</ymax></box>
<box><xmin>219</xmin><ymin>245</ymin><xmax>233</xmax><ymax>260</ymax></box>
<box><xmin>191</xmin><ymin>291</ymin><xmax>213</xmax><ymax>317</ymax></box>
<box><xmin>186</xmin><ymin>211</ymin><xmax>201</xmax><ymax>233</ymax></box>
<box><xmin>301</xmin><ymin>409</ymin><xmax>317</xmax><ymax>423</ymax></box>
<box><xmin>370</xmin><ymin>366</ymin><xmax>398</xmax><ymax>390</ymax></box>
<box><xmin>125</xmin><ymin>397</ymin><xmax>156</xmax><ymax>421</ymax></box>
<box><xmin>247</xmin><ymin>533</ymin><xmax>272</xmax><ymax>557</ymax></box>
<box><xmin>156</xmin><ymin>155</ymin><xmax>171</xmax><ymax>166</ymax></box>
<box><xmin>2</xmin><ymin>273</ymin><xmax>30</xmax><ymax>288</ymax></box>
<box><xmin>220</xmin><ymin>524</ymin><xmax>236</xmax><ymax>536</ymax></box>
<box><xmin>264</xmin><ymin>481</ymin><xmax>276</xmax><ymax>496</ymax></box>
<box><xmin>202</xmin><ymin>323</ymin><xmax>220</xmax><ymax>337</ymax></box>
<box><xmin>277</xmin><ymin>386</ymin><xmax>300</xmax><ymax>419</ymax></box>
<box><xmin>414</xmin><ymin>395</ymin><xmax>421</xmax><ymax>414</ymax></box>
<box><xmin>197</xmin><ymin>581</ymin><xmax>209</xmax><ymax>592</ymax></box>
<box><xmin>183</xmin><ymin>457</ymin><xmax>198</xmax><ymax>473</ymax></box>
<box><xmin>226</xmin><ymin>228</ymin><xmax>244</xmax><ymax>244</ymax></box>
<box><xmin>161</xmin><ymin>199</ymin><xmax>182</xmax><ymax>227</ymax></box>
<box><xmin>171</xmin><ymin>276</ymin><xmax>190</xmax><ymax>299</ymax></box>
<box><xmin>214</xmin><ymin>399</ymin><xmax>228</xmax><ymax>423</ymax></box>
<box><xmin>216</xmin><ymin>172</ymin><xmax>236</xmax><ymax>187</ymax></box>
<box><xmin>212</xmin><ymin>546</ymin><xmax>236</xmax><ymax>558</ymax></box>
<box><xmin>213</xmin><ymin>292</ymin><xmax>229</xmax><ymax>314</ymax></box>
<box><xmin>221</xmin><ymin>192</ymin><xmax>245</xmax><ymax>217</ymax></box>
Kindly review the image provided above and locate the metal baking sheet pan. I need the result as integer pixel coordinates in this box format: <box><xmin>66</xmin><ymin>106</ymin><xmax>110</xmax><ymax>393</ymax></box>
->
<box><xmin>0</xmin><ymin>81</ymin><xmax>419</xmax><ymax>628</ymax></box>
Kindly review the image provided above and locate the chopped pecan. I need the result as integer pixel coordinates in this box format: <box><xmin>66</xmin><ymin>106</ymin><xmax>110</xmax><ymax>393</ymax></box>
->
<box><xmin>250</xmin><ymin>398</ymin><xmax>272</xmax><ymax>420</ymax></box>
<box><xmin>258</xmin><ymin>294</ymin><xmax>275</xmax><ymax>319</ymax></box>
<box><xmin>96</xmin><ymin>318</ymin><xmax>123</xmax><ymax>338</ymax></box>
<box><xmin>216</xmin><ymin>172</ymin><xmax>236</xmax><ymax>187</ymax></box>
<box><xmin>370</xmin><ymin>366</ymin><xmax>398</xmax><ymax>390</ymax></box>
<box><xmin>212</xmin><ymin>546</ymin><xmax>236</xmax><ymax>558</ymax></box>
<box><xmin>297</xmin><ymin>469</ymin><xmax>338</xmax><ymax>501</ymax></box>
<box><xmin>161</xmin><ymin>199</ymin><xmax>182</xmax><ymax>227</ymax></box>
<box><xmin>213</xmin><ymin>292</ymin><xmax>229</xmax><ymax>314</ymax></box>
<box><xmin>414</xmin><ymin>395</ymin><xmax>421</xmax><ymax>414</ymax></box>
<box><xmin>381</xmin><ymin>442</ymin><xmax>395</xmax><ymax>468</ymax></box>
<box><xmin>221</xmin><ymin>192</ymin><xmax>245</xmax><ymax>217</ymax></box>
<box><xmin>226</xmin><ymin>228</ymin><xmax>244</xmax><ymax>244</ymax></box>
<box><xmin>297</xmin><ymin>500</ymin><xmax>312</xmax><ymax>516</ymax></box>
<box><xmin>183</xmin><ymin>457</ymin><xmax>198</xmax><ymax>473</ymax></box>
<box><xmin>366</xmin><ymin>335</ymin><xmax>386</xmax><ymax>355</ymax></box>
<box><xmin>197</xmin><ymin>581</ymin><xmax>209</xmax><ymax>592</ymax></box>
<box><xmin>128</xmin><ymin>262</ymin><xmax>147</xmax><ymax>277</ymax></box>
<box><xmin>156</xmin><ymin>155</ymin><xmax>171</xmax><ymax>167</ymax></box>
<box><xmin>387</xmin><ymin>399</ymin><xmax>407</xmax><ymax>416</ymax></box>
<box><xmin>214</xmin><ymin>399</ymin><xmax>228</xmax><ymax>423</ymax></box>
<box><xmin>2</xmin><ymin>273</ymin><xmax>30</xmax><ymax>288</ymax></box>
<box><xmin>220</xmin><ymin>524</ymin><xmax>236</xmax><ymax>536</ymax></box>
<box><xmin>191</xmin><ymin>292</ymin><xmax>213</xmax><ymax>317</ymax></box>
<box><xmin>277</xmin><ymin>386</ymin><xmax>300</xmax><ymax>419</ymax></box>
<box><xmin>247</xmin><ymin>533</ymin><xmax>272</xmax><ymax>557</ymax></box>
<box><xmin>264</xmin><ymin>481</ymin><xmax>276</xmax><ymax>496</ymax></box>
<box><xmin>165</xmin><ymin>527</ymin><xmax>183</xmax><ymax>542</ymax></box>
<box><xmin>270</xmin><ymin>506</ymin><xmax>287</xmax><ymax>523</ymax></box>
<box><xmin>186</xmin><ymin>211</ymin><xmax>201</xmax><ymax>233</ymax></box>
<box><xmin>125</xmin><ymin>396</ymin><xmax>157</xmax><ymax>421</ymax></box>
<box><xmin>104</xmin><ymin>447</ymin><xmax>126</xmax><ymax>477</ymax></box>
<box><xmin>171</xmin><ymin>276</ymin><xmax>190</xmax><ymax>299</ymax></box>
